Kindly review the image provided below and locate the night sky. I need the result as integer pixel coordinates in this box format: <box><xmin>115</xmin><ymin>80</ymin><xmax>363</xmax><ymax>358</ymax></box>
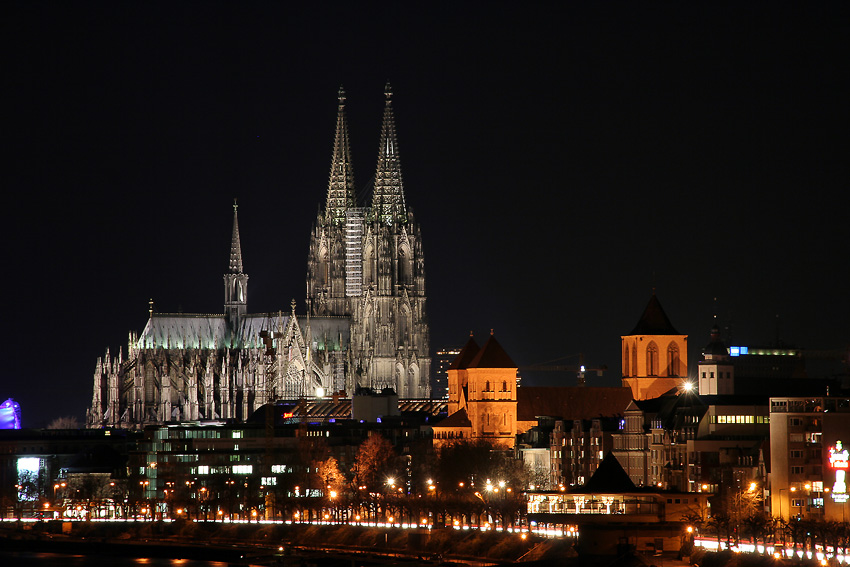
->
<box><xmin>4</xmin><ymin>2</ymin><xmax>849</xmax><ymax>427</ymax></box>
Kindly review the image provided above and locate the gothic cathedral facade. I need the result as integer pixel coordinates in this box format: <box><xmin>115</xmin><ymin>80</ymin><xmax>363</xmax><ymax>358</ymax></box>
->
<box><xmin>87</xmin><ymin>85</ymin><xmax>430</xmax><ymax>429</ymax></box>
<box><xmin>306</xmin><ymin>84</ymin><xmax>430</xmax><ymax>398</ymax></box>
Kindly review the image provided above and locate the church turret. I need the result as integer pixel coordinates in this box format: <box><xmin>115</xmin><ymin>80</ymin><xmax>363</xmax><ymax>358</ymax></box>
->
<box><xmin>371</xmin><ymin>82</ymin><xmax>407</xmax><ymax>225</ymax></box>
<box><xmin>698</xmin><ymin>323</ymin><xmax>734</xmax><ymax>395</ymax></box>
<box><xmin>325</xmin><ymin>86</ymin><xmax>355</xmax><ymax>225</ymax></box>
<box><xmin>223</xmin><ymin>201</ymin><xmax>248</xmax><ymax>324</ymax></box>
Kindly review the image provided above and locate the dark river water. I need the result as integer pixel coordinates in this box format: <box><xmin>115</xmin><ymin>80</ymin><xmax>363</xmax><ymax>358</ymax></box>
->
<box><xmin>0</xmin><ymin>552</ymin><xmax>232</xmax><ymax>566</ymax></box>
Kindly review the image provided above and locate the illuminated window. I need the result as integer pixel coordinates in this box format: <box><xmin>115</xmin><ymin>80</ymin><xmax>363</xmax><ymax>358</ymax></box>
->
<box><xmin>233</xmin><ymin>465</ymin><xmax>253</xmax><ymax>474</ymax></box>
<box><xmin>198</xmin><ymin>465</ymin><xmax>210</xmax><ymax>475</ymax></box>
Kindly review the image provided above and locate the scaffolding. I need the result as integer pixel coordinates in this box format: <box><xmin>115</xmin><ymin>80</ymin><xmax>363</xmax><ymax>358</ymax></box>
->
<box><xmin>344</xmin><ymin>208</ymin><xmax>365</xmax><ymax>297</ymax></box>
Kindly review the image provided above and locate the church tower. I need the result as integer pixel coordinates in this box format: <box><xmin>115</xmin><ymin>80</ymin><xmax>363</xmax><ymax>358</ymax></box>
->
<box><xmin>223</xmin><ymin>201</ymin><xmax>248</xmax><ymax>324</ymax></box>
<box><xmin>307</xmin><ymin>87</ymin><xmax>355</xmax><ymax>318</ymax></box>
<box><xmin>306</xmin><ymin>84</ymin><xmax>431</xmax><ymax>397</ymax></box>
<box><xmin>463</xmin><ymin>332</ymin><xmax>517</xmax><ymax>445</ymax></box>
<box><xmin>434</xmin><ymin>332</ymin><xmax>517</xmax><ymax>448</ymax></box>
<box><xmin>621</xmin><ymin>295</ymin><xmax>688</xmax><ymax>400</ymax></box>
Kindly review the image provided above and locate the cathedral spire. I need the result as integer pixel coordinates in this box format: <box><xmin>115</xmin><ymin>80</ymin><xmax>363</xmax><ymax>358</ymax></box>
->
<box><xmin>325</xmin><ymin>86</ymin><xmax>355</xmax><ymax>225</ymax></box>
<box><xmin>372</xmin><ymin>81</ymin><xmax>407</xmax><ymax>224</ymax></box>
<box><xmin>224</xmin><ymin>200</ymin><xmax>248</xmax><ymax>323</ymax></box>
<box><xmin>229</xmin><ymin>200</ymin><xmax>244</xmax><ymax>274</ymax></box>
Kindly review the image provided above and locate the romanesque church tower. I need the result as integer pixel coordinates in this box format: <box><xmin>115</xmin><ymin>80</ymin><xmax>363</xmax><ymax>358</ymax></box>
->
<box><xmin>306</xmin><ymin>85</ymin><xmax>431</xmax><ymax>398</ymax></box>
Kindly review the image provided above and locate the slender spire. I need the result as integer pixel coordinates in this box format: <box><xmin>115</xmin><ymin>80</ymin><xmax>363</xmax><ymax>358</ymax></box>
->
<box><xmin>372</xmin><ymin>81</ymin><xmax>407</xmax><ymax>224</ymax></box>
<box><xmin>325</xmin><ymin>86</ymin><xmax>355</xmax><ymax>225</ymax></box>
<box><xmin>229</xmin><ymin>199</ymin><xmax>244</xmax><ymax>274</ymax></box>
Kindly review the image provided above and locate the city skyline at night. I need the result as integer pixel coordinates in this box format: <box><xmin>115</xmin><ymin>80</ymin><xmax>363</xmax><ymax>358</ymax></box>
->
<box><xmin>4</xmin><ymin>3</ymin><xmax>848</xmax><ymax>426</ymax></box>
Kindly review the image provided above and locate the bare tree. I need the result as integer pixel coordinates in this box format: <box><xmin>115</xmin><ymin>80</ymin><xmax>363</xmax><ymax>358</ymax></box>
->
<box><xmin>47</xmin><ymin>416</ymin><xmax>81</xmax><ymax>429</ymax></box>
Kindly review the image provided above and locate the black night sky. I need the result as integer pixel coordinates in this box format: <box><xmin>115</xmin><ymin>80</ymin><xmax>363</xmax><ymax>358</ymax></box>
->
<box><xmin>4</xmin><ymin>2</ymin><xmax>849</xmax><ymax>427</ymax></box>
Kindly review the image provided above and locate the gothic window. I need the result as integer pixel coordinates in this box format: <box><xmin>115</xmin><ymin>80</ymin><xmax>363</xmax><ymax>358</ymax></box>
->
<box><xmin>667</xmin><ymin>342</ymin><xmax>680</xmax><ymax>376</ymax></box>
<box><xmin>502</xmin><ymin>380</ymin><xmax>508</xmax><ymax>392</ymax></box>
<box><xmin>632</xmin><ymin>344</ymin><xmax>637</xmax><ymax>377</ymax></box>
<box><xmin>485</xmin><ymin>380</ymin><xmax>491</xmax><ymax>392</ymax></box>
<box><xmin>364</xmin><ymin>245</ymin><xmax>374</xmax><ymax>286</ymax></box>
<box><xmin>398</xmin><ymin>305</ymin><xmax>410</xmax><ymax>343</ymax></box>
<box><xmin>320</xmin><ymin>247</ymin><xmax>329</xmax><ymax>285</ymax></box>
<box><xmin>646</xmin><ymin>341</ymin><xmax>659</xmax><ymax>376</ymax></box>
<box><xmin>624</xmin><ymin>344</ymin><xmax>630</xmax><ymax>377</ymax></box>
<box><xmin>407</xmin><ymin>365</ymin><xmax>418</xmax><ymax>397</ymax></box>
<box><xmin>398</xmin><ymin>245</ymin><xmax>412</xmax><ymax>285</ymax></box>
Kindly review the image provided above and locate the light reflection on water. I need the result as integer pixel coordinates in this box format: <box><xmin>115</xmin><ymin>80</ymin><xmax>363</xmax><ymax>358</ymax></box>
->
<box><xmin>0</xmin><ymin>552</ymin><xmax>230</xmax><ymax>567</ymax></box>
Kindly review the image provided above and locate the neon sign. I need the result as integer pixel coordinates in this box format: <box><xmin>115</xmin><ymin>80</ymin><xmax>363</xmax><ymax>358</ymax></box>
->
<box><xmin>0</xmin><ymin>399</ymin><xmax>21</xmax><ymax>429</ymax></box>
<box><xmin>829</xmin><ymin>440</ymin><xmax>849</xmax><ymax>503</ymax></box>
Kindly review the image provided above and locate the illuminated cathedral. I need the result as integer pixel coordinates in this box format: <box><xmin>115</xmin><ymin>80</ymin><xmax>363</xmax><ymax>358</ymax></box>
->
<box><xmin>87</xmin><ymin>85</ymin><xmax>431</xmax><ymax>428</ymax></box>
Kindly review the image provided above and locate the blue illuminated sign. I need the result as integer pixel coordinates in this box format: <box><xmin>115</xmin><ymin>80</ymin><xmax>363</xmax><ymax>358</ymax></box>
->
<box><xmin>0</xmin><ymin>399</ymin><xmax>21</xmax><ymax>430</ymax></box>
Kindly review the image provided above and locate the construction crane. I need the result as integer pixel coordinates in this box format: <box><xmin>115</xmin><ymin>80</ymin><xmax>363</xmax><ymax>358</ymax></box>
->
<box><xmin>518</xmin><ymin>354</ymin><xmax>607</xmax><ymax>386</ymax></box>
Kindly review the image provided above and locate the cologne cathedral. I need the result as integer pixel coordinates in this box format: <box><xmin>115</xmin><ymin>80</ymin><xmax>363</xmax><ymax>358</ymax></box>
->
<box><xmin>87</xmin><ymin>84</ymin><xmax>431</xmax><ymax>428</ymax></box>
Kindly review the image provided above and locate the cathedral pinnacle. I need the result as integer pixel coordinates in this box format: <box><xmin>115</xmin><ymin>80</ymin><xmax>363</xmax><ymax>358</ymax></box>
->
<box><xmin>325</xmin><ymin>87</ymin><xmax>355</xmax><ymax>226</ymax></box>
<box><xmin>372</xmin><ymin>81</ymin><xmax>407</xmax><ymax>225</ymax></box>
<box><xmin>229</xmin><ymin>199</ymin><xmax>244</xmax><ymax>274</ymax></box>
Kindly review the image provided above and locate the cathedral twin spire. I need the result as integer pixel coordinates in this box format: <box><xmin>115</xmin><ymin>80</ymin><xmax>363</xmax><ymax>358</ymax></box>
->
<box><xmin>324</xmin><ymin>82</ymin><xmax>408</xmax><ymax>226</ymax></box>
<box><xmin>325</xmin><ymin>87</ymin><xmax>356</xmax><ymax>226</ymax></box>
<box><xmin>372</xmin><ymin>82</ymin><xmax>407</xmax><ymax>225</ymax></box>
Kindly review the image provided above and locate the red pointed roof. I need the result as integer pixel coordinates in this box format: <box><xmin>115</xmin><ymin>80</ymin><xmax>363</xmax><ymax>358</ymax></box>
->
<box><xmin>468</xmin><ymin>333</ymin><xmax>516</xmax><ymax>369</ymax></box>
<box><xmin>628</xmin><ymin>295</ymin><xmax>680</xmax><ymax>335</ymax></box>
<box><xmin>448</xmin><ymin>335</ymin><xmax>481</xmax><ymax>370</ymax></box>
